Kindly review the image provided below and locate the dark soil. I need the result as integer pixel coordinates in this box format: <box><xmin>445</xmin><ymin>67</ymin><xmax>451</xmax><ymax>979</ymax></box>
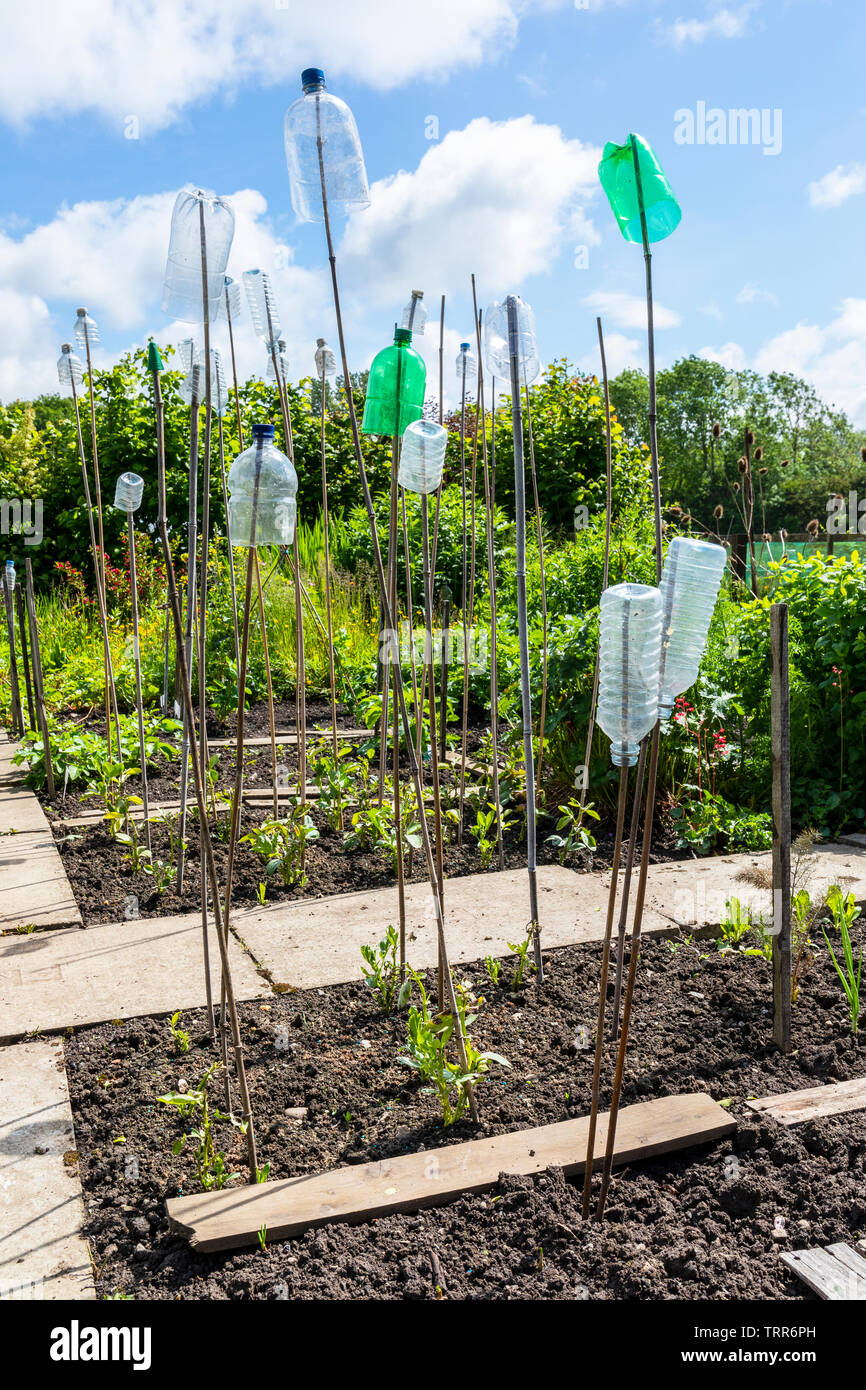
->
<box><xmin>65</xmin><ymin>916</ymin><xmax>866</xmax><ymax>1300</ymax></box>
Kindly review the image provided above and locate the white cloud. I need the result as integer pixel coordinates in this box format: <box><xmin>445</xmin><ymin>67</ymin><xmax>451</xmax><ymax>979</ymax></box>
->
<box><xmin>658</xmin><ymin>2</ymin><xmax>756</xmax><ymax>47</ymax></box>
<box><xmin>736</xmin><ymin>281</ymin><xmax>778</xmax><ymax>307</ymax></box>
<box><xmin>808</xmin><ymin>163</ymin><xmax>866</xmax><ymax>210</ymax></box>
<box><xmin>582</xmin><ymin>290</ymin><xmax>680</xmax><ymax>331</ymax></box>
<box><xmin>697</xmin><ymin>341</ymin><xmax>748</xmax><ymax>371</ymax></box>
<box><xmin>0</xmin><ymin>0</ymin><xmax>570</xmax><ymax>131</ymax></box>
<box><xmin>578</xmin><ymin>331</ymin><xmax>642</xmax><ymax>378</ymax></box>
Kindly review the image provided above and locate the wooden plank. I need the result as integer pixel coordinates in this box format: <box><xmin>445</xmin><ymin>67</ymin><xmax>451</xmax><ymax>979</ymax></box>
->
<box><xmin>770</xmin><ymin>603</ymin><xmax>792</xmax><ymax>1053</ymax></box>
<box><xmin>781</xmin><ymin>1247</ymin><xmax>866</xmax><ymax>1300</ymax></box>
<box><xmin>166</xmin><ymin>1091</ymin><xmax>734</xmax><ymax>1253</ymax></box>
<box><xmin>746</xmin><ymin>1076</ymin><xmax>866</xmax><ymax>1126</ymax></box>
<box><xmin>827</xmin><ymin>1243</ymin><xmax>866</xmax><ymax>1283</ymax></box>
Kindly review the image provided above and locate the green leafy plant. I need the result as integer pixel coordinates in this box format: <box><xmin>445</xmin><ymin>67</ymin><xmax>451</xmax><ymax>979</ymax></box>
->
<box><xmin>158</xmin><ymin>1062</ymin><xmax>243</xmax><ymax>1191</ymax></box>
<box><xmin>360</xmin><ymin>925</ymin><xmax>411</xmax><ymax>1014</ymax></box>
<box><xmin>544</xmin><ymin>797</ymin><xmax>599</xmax><ymax>863</ymax></box>
<box><xmin>168</xmin><ymin>1010</ymin><xmax>191</xmax><ymax>1054</ymax></box>
<box><xmin>483</xmin><ymin>956</ymin><xmax>502</xmax><ymax>987</ymax></box>
<box><xmin>822</xmin><ymin>886</ymin><xmax>862</xmax><ymax>1034</ymax></box>
<box><xmin>507</xmin><ymin>926</ymin><xmax>538</xmax><ymax>990</ymax></box>
<box><xmin>397</xmin><ymin>970</ymin><xmax>509</xmax><ymax>1125</ymax></box>
<box><xmin>717</xmin><ymin>897</ymin><xmax>773</xmax><ymax>958</ymax></box>
<box><xmin>242</xmin><ymin>804</ymin><xmax>320</xmax><ymax>888</ymax></box>
<box><xmin>468</xmin><ymin>804</ymin><xmax>512</xmax><ymax>869</ymax></box>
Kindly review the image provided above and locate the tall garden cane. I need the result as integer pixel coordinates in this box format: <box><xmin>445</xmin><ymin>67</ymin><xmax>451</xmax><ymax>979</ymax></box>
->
<box><xmin>148</xmin><ymin>341</ymin><xmax>259</xmax><ymax>1181</ymax></box>
<box><xmin>484</xmin><ymin>295</ymin><xmax>544</xmax><ymax>981</ymax></box>
<box><xmin>3</xmin><ymin>561</ymin><xmax>23</xmax><ymax>738</ymax></box>
<box><xmin>285</xmin><ymin>67</ymin><xmax>479</xmax><ymax>1113</ymax></box>
<box><xmin>593</xmin><ymin>133</ymin><xmax>681</xmax><ymax>1216</ymax></box>
<box><xmin>73</xmin><ymin>309</ymin><xmax>113</xmax><ymax>759</ymax></box>
<box><xmin>24</xmin><ymin>558</ymin><xmax>54</xmax><ymax>798</ymax></box>
<box><xmin>316</xmin><ymin>337</ymin><xmax>341</xmax><ymax>806</ymax></box>
<box><xmin>455</xmin><ymin>341</ymin><xmax>475</xmax><ymax>844</ymax></box>
<box><xmin>114</xmin><ymin>472</ymin><xmax>152</xmax><ymax>853</ymax></box>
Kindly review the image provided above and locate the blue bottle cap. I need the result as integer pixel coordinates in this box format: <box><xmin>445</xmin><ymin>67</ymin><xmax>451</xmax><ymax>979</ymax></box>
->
<box><xmin>252</xmin><ymin>423</ymin><xmax>276</xmax><ymax>440</ymax></box>
<box><xmin>460</xmin><ymin>342</ymin><xmax>471</xmax><ymax>351</ymax></box>
<box><xmin>301</xmin><ymin>68</ymin><xmax>325</xmax><ymax>91</ymax></box>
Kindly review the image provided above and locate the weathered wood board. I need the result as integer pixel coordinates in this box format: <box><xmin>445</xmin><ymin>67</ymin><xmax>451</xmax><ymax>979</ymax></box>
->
<box><xmin>166</xmin><ymin>1092</ymin><xmax>735</xmax><ymax>1253</ymax></box>
<box><xmin>746</xmin><ymin>1076</ymin><xmax>866</xmax><ymax>1127</ymax></box>
<box><xmin>781</xmin><ymin>1244</ymin><xmax>866</xmax><ymax>1300</ymax></box>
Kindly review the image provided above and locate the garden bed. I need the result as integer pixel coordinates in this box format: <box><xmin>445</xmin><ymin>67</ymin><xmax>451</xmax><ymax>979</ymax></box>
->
<box><xmin>65</xmin><ymin>915</ymin><xmax>865</xmax><ymax>1300</ymax></box>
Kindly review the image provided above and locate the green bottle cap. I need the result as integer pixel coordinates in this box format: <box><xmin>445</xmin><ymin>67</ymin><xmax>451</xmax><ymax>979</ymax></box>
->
<box><xmin>598</xmin><ymin>134</ymin><xmax>681</xmax><ymax>244</ymax></box>
<box><xmin>146</xmin><ymin>341</ymin><xmax>165</xmax><ymax>373</ymax></box>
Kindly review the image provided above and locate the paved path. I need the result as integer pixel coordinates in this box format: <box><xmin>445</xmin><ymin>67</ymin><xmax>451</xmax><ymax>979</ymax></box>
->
<box><xmin>0</xmin><ymin>733</ymin><xmax>80</xmax><ymax>930</ymax></box>
<box><xmin>0</xmin><ymin>1039</ymin><xmax>93</xmax><ymax>1300</ymax></box>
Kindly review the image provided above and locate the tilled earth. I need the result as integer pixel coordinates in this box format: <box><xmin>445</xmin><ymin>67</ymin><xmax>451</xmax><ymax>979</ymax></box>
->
<box><xmin>65</xmin><ymin>917</ymin><xmax>866</xmax><ymax>1300</ymax></box>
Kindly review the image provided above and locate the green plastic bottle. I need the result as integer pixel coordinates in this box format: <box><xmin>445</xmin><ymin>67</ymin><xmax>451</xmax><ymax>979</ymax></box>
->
<box><xmin>361</xmin><ymin>328</ymin><xmax>426</xmax><ymax>436</ymax></box>
<box><xmin>598</xmin><ymin>134</ymin><xmax>681</xmax><ymax>245</ymax></box>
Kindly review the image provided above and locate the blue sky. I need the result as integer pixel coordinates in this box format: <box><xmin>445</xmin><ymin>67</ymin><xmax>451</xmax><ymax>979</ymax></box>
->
<box><xmin>1</xmin><ymin>0</ymin><xmax>865</xmax><ymax>420</ymax></box>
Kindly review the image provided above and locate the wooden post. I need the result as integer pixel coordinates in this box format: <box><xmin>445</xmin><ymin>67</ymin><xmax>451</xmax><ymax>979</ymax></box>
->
<box><xmin>24</xmin><ymin>559</ymin><xmax>55</xmax><ymax>799</ymax></box>
<box><xmin>439</xmin><ymin>583</ymin><xmax>451</xmax><ymax>764</ymax></box>
<box><xmin>14</xmin><ymin>584</ymin><xmax>35</xmax><ymax>731</ymax></box>
<box><xmin>3</xmin><ymin>576</ymin><xmax>23</xmax><ymax>737</ymax></box>
<box><xmin>771</xmin><ymin>602</ymin><xmax>792</xmax><ymax>1053</ymax></box>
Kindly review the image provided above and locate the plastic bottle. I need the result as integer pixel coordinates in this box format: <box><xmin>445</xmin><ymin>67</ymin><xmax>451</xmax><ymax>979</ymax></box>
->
<box><xmin>73</xmin><ymin>308</ymin><xmax>100</xmax><ymax>351</ymax></box>
<box><xmin>361</xmin><ymin>328</ymin><xmax>426</xmax><ymax>436</ymax></box>
<box><xmin>598</xmin><ymin>134</ymin><xmax>682</xmax><ymax>245</ymax></box>
<box><xmin>315</xmin><ymin>338</ymin><xmax>337</xmax><ymax>382</ymax></box>
<box><xmin>243</xmin><ymin>268</ymin><xmax>282</xmax><ymax>349</ymax></box>
<box><xmin>5</xmin><ymin>561</ymin><xmax>15</xmax><ymax>592</ymax></box>
<box><xmin>456</xmin><ymin>342</ymin><xmax>477</xmax><ymax>401</ymax></box>
<box><xmin>267</xmin><ymin>339</ymin><xmax>289</xmax><ymax>388</ymax></box>
<box><xmin>597</xmin><ymin>582</ymin><xmax>663</xmax><ymax>767</ymax></box>
<box><xmin>658</xmin><ymin>537</ymin><xmax>727</xmax><ymax>718</ymax></box>
<box><xmin>483</xmin><ymin>296</ymin><xmax>541</xmax><ymax>384</ymax></box>
<box><xmin>57</xmin><ymin>344</ymin><xmax>84</xmax><ymax>392</ymax></box>
<box><xmin>210</xmin><ymin>348</ymin><xmax>230</xmax><ymax>418</ymax></box>
<box><xmin>114</xmin><ymin>472</ymin><xmax>144</xmax><ymax>513</ymax></box>
<box><xmin>162</xmin><ymin>187</ymin><xmax>235</xmax><ymax>325</ymax></box>
<box><xmin>178</xmin><ymin>339</ymin><xmax>202</xmax><ymax>405</ymax></box>
<box><xmin>224</xmin><ymin>275</ymin><xmax>243</xmax><ymax>323</ymax></box>
<box><xmin>227</xmin><ymin>423</ymin><xmax>298</xmax><ymax>548</ymax></box>
<box><xmin>402</xmin><ymin>290</ymin><xmax>427</xmax><ymax>336</ymax></box>
<box><xmin>398</xmin><ymin>420</ymin><xmax>447</xmax><ymax>495</ymax></box>
<box><xmin>283</xmin><ymin>68</ymin><xmax>370</xmax><ymax>224</ymax></box>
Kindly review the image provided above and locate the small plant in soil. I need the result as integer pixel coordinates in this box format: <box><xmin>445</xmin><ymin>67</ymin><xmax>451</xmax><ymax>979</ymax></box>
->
<box><xmin>158</xmin><ymin>1061</ymin><xmax>243</xmax><ymax>1191</ymax></box>
<box><xmin>716</xmin><ymin>897</ymin><xmax>772</xmax><ymax>958</ymax></box>
<box><xmin>309</xmin><ymin>741</ymin><xmax>353</xmax><ymax>832</ymax></box>
<box><xmin>144</xmin><ymin>854</ymin><xmax>175</xmax><ymax>897</ymax></box>
<box><xmin>469</xmin><ymin>804</ymin><xmax>512</xmax><ymax>868</ymax></box>
<box><xmin>544</xmin><ymin>797</ymin><xmax>599</xmax><ymax>863</ymax></box>
<box><xmin>508</xmin><ymin>926</ymin><xmax>538</xmax><ymax>990</ymax></box>
<box><xmin>822</xmin><ymin>886</ymin><xmax>862</xmax><ymax>1034</ymax></box>
<box><xmin>360</xmin><ymin>925</ymin><xmax>411</xmax><ymax>1013</ymax></box>
<box><xmin>167</xmin><ymin>1010</ymin><xmax>191</xmax><ymax>1055</ymax></box>
<box><xmin>398</xmin><ymin>970</ymin><xmax>510</xmax><ymax>1125</ymax></box>
<box><xmin>483</xmin><ymin>955</ymin><xmax>502</xmax><ymax>987</ymax></box>
<box><xmin>243</xmin><ymin>804</ymin><xmax>320</xmax><ymax>888</ymax></box>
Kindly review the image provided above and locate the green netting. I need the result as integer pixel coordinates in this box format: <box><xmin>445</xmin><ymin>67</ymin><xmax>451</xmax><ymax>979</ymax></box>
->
<box><xmin>598</xmin><ymin>133</ymin><xmax>681</xmax><ymax>245</ymax></box>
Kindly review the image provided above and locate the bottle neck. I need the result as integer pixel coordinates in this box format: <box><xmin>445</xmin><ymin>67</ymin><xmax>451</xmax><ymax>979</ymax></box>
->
<box><xmin>303</xmin><ymin>80</ymin><xmax>326</xmax><ymax>95</ymax></box>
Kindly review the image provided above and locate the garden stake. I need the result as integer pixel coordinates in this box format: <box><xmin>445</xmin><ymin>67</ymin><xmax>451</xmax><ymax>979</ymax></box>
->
<box><xmin>62</xmin><ymin>350</ymin><xmax>123</xmax><ymax>764</ymax></box>
<box><xmin>176</xmin><ymin>361</ymin><xmax>200</xmax><ymax>894</ymax></box>
<box><xmin>75</xmin><ymin>310</ymin><xmax>113</xmax><ymax>762</ymax></box>
<box><xmin>471</xmin><ymin>285</ymin><xmax>505</xmax><ymax>868</ymax></box>
<box><xmin>14</xmin><ymin>582</ymin><xmax>34</xmax><ymax>731</ymax></box>
<box><xmin>581</xmin><ymin>761</ymin><xmax>628</xmax><ymax>1218</ymax></box>
<box><xmin>254</xmin><ymin>551</ymin><xmax>279</xmax><ymax>818</ymax></box>
<box><xmin>506</xmin><ymin>295</ymin><xmax>543</xmax><ymax>982</ymax></box>
<box><xmin>23</xmin><ymin>558</ymin><xmax>54</xmax><ymax>798</ymax></box>
<box><xmin>309</xmin><ymin>86</ymin><xmax>478</xmax><ymax>1110</ymax></box>
<box><xmin>149</xmin><ymin>342</ymin><xmax>258</xmax><ymax>1179</ymax></box>
<box><xmin>3</xmin><ymin>566</ymin><xmax>23</xmax><ymax>737</ymax></box>
<box><xmin>216</xmin><ymin>411</ymin><xmax>241</xmax><ymax>683</ymax></box>
<box><xmin>523</xmin><ymin>374</ymin><xmax>549</xmax><ymax>800</ymax></box>
<box><xmin>421</xmin><ymin>498</ymin><xmax>446</xmax><ymax>1009</ymax></box>
<box><xmin>609</xmin><ymin>736</ymin><xmax>647</xmax><ymax>1037</ymax></box>
<box><xmin>401</xmin><ymin>487</ymin><xmax>422</xmax><ymax>766</ymax></box>
<box><xmin>576</xmin><ymin>318</ymin><xmax>613</xmax><ymax>833</ymax></box>
<box><xmin>318</xmin><ymin>343</ymin><xmax>341</xmax><ymax>809</ymax></box>
<box><xmin>439</xmin><ymin>582</ymin><xmax>451</xmax><ymax>764</ymax></box>
<box><xmin>124</xmin><ymin>491</ymin><xmax>152</xmax><ymax>852</ymax></box>
<box><xmin>771</xmin><ymin>602</ymin><xmax>792</xmax><ymax>1052</ymax></box>
<box><xmin>457</xmin><ymin>343</ymin><xmax>470</xmax><ymax>844</ymax></box>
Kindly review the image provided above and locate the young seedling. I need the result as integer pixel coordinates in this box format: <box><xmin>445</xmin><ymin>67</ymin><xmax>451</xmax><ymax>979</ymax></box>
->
<box><xmin>397</xmin><ymin>970</ymin><xmax>509</xmax><ymax>1125</ymax></box>
<box><xmin>158</xmin><ymin>1062</ymin><xmax>243</xmax><ymax>1192</ymax></box>
<box><xmin>823</xmin><ymin>886</ymin><xmax>862</xmax><ymax>1034</ymax></box>
<box><xmin>168</xmin><ymin>1010</ymin><xmax>191</xmax><ymax>1055</ymax></box>
<box><xmin>544</xmin><ymin>798</ymin><xmax>599</xmax><ymax>864</ymax></box>
<box><xmin>507</xmin><ymin>927</ymin><xmax>538</xmax><ymax>991</ymax></box>
<box><xmin>360</xmin><ymin>925</ymin><xmax>412</xmax><ymax>1013</ymax></box>
<box><xmin>483</xmin><ymin>956</ymin><xmax>502</xmax><ymax>988</ymax></box>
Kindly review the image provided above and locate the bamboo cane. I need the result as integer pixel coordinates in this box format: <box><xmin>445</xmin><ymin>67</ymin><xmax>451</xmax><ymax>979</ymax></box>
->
<box><xmin>391</xmin><ymin>442</ymin><xmax>408</xmax><ymax>977</ymax></box>
<box><xmin>79</xmin><ymin>316</ymin><xmax>112</xmax><ymax>762</ymax></box>
<box><xmin>314</xmin><ymin>99</ymin><xmax>477</xmax><ymax>1113</ymax></box>
<box><xmin>127</xmin><ymin>510</ymin><xmax>152</xmax><ymax>852</ymax></box>
<box><xmin>319</xmin><ymin>355</ymin><xmax>341</xmax><ymax>823</ymax></box>
<box><xmin>23</xmin><ymin>558</ymin><xmax>54</xmax><ymax>798</ymax></box>
<box><xmin>523</xmin><ymin>375</ymin><xmax>549</xmax><ymax>800</ymax></box>
<box><xmin>14</xmin><ymin>583</ymin><xmax>34</xmax><ymax>731</ymax></box>
<box><xmin>151</xmin><ymin>352</ymin><xmax>258</xmax><ymax>1178</ymax></box>
<box><xmin>581</xmin><ymin>762</ymin><xmax>628</xmax><ymax>1218</ymax></box>
<box><xmin>456</xmin><ymin>349</ymin><xmax>469</xmax><ymax>845</ymax></box>
<box><xmin>422</xmin><ymin>501</ymin><xmax>446</xmax><ymax>1011</ymax></box>
<box><xmin>609</xmin><ymin>736</ymin><xmax>647</xmax><ymax>1037</ymax></box>
<box><xmin>176</xmin><ymin>366</ymin><xmax>200</xmax><ymax>893</ymax></box>
<box><xmin>3</xmin><ymin>576</ymin><xmax>23</xmax><ymax>737</ymax></box>
<box><xmin>507</xmin><ymin>296</ymin><xmax>543</xmax><ymax>982</ymax></box>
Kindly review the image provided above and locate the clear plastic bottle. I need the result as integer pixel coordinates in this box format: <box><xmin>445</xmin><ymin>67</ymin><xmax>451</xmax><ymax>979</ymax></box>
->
<box><xmin>243</xmin><ymin>268</ymin><xmax>282</xmax><ymax>349</ymax></box>
<box><xmin>178</xmin><ymin>339</ymin><xmax>202</xmax><ymax>405</ymax></box>
<box><xmin>267</xmin><ymin>339</ymin><xmax>289</xmax><ymax>388</ymax></box>
<box><xmin>283</xmin><ymin>68</ymin><xmax>370</xmax><ymax>224</ymax></box>
<box><xmin>73</xmin><ymin>308</ymin><xmax>100</xmax><ymax>351</ymax></box>
<box><xmin>162</xmin><ymin>187</ymin><xmax>235</xmax><ymax>325</ymax></box>
<box><xmin>114</xmin><ymin>472</ymin><xmax>144</xmax><ymax>512</ymax></box>
<box><xmin>597</xmin><ymin>582</ymin><xmax>663</xmax><ymax>767</ymax></box>
<box><xmin>456</xmin><ymin>342</ymin><xmax>477</xmax><ymax>401</ymax></box>
<box><xmin>658</xmin><ymin>537</ymin><xmax>727</xmax><ymax>718</ymax></box>
<box><xmin>361</xmin><ymin>328</ymin><xmax>426</xmax><ymax>436</ymax></box>
<box><xmin>398</xmin><ymin>420</ymin><xmax>447</xmax><ymax>495</ymax></box>
<box><xmin>227</xmin><ymin>423</ymin><xmax>298</xmax><ymax>548</ymax></box>
<box><xmin>402</xmin><ymin>290</ymin><xmax>427</xmax><ymax>336</ymax></box>
<box><xmin>5</xmin><ymin>560</ymin><xmax>15</xmax><ymax>592</ymax></box>
<box><xmin>483</xmin><ymin>296</ymin><xmax>541</xmax><ymax>384</ymax></box>
<box><xmin>210</xmin><ymin>348</ymin><xmax>230</xmax><ymax>418</ymax></box>
<box><xmin>224</xmin><ymin>275</ymin><xmax>243</xmax><ymax>323</ymax></box>
<box><xmin>57</xmin><ymin>344</ymin><xmax>84</xmax><ymax>392</ymax></box>
<box><xmin>315</xmin><ymin>338</ymin><xmax>337</xmax><ymax>382</ymax></box>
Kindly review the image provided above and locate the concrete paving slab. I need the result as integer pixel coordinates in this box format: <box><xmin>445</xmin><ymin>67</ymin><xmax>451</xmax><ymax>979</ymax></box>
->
<box><xmin>643</xmin><ymin>843</ymin><xmax>866</xmax><ymax>930</ymax></box>
<box><xmin>233</xmin><ymin>865</ymin><xmax>673</xmax><ymax>990</ymax></box>
<box><xmin>0</xmin><ymin>914</ymin><xmax>269</xmax><ymax>1041</ymax></box>
<box><xmin>0</xmin><ymin>1039</ymin><xmax>94</xmax><ymax>1300</ymax></box>
<box><xmin>0</xmin><ymin>736</ymin><xmax>81</xmax><ymax>930</ymax></box>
